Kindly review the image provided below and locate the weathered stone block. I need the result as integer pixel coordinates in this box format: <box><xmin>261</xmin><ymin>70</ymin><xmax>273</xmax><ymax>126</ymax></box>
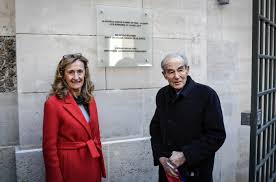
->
<box><xmin>207</xmin><ymin>40</ymin><xmax>240</xmax><ymax>135</ymax></box>
<box><xmin>142</xmin><ymin>88</ymin><xmax>158</xmax><ymax>137</ymax></box>
<box><xmin>213</xmin><ymin>148</ymin><xmax>222</xmax><ymax>182</ymax></box>
<box><xmin>206</xmin><ymin>1</ymin><xmax>223</xmax><ymax>41</ymax></box>
<box><xmin>207</xmin><ymin>40</ymin><xmax>238</xmax><ymax>85</ymax></box>
<box><xmin>0</xmin><ymin>93</ymin><xmax>18</xmax><ymax>146</ymax></box>
<box><xmin>151</xmin><ymin>9</ymin><xmax>206</xmax><ymax>39</ymax></box>
<box><xmin>236</xmin><ymin>127</ymin><xmax>250</xmax><ymax>182</ymax></box>
<box><xmin>95</xmin><ymin>89</ymin><xmax>143</xmax><ymax>139</ymax></box>
<box><xmin>0</xmin><ymin>36</ymin><xmax>16</xmax><ymax>92</ymax></box>
<box><xmin>106</xmin><ymin>138</ymin><xmax>158</xmax><ymax>182</ymax></box>
<box><xmin>15</xmin><ymin>147</ymin><xmax>44</xmax><ymax>182</ymax></box>
<box><xmin>0</xmin><ymin>0</ymin><xmax>15</xmax><ymax>36</ymax></box>
<box><xmin>0</xmin><ymin>146</ymin><xmax>16</xmax><ymax>182</ymax></box>
<box><xmin>16</xmin><ymin>0</ymin><xmax>95</xmax><ymax>35</ymax></box>
<box><xmin>18</xmin><ymin>92</ymin><xmax>47</xmax><ymax>146</ymax></box>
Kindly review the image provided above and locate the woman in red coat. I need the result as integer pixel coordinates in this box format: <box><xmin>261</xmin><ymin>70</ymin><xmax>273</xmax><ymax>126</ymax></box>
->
<box><xmin>43</xmin><ymin>53</ymin><xmax>106</xmax><ymax>182</ymax></box>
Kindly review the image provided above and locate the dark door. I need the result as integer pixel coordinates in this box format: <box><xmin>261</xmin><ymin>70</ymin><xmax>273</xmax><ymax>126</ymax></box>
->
<box><xmin>250</xmin><ymin>0</ymin><xmax>276</xmax><ymax>181</ymax></box>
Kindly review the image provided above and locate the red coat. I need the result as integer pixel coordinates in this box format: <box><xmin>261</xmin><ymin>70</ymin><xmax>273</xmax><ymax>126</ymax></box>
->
<box><xmin>42</xmin><ymin>94</ymin><xmax>106</xmax><ymax>182</ymax></box>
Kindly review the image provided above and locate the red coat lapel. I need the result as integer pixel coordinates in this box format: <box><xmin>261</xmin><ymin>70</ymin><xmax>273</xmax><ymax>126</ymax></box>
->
<box><xmin>88</xmin><ymin>98</ymin><xmax>99</xmax><ymax>136</ymax></box>
<box><xmin>63</xmin><ymin>94</ymin><xmax>92</xmax><ymax>138</ymax></box>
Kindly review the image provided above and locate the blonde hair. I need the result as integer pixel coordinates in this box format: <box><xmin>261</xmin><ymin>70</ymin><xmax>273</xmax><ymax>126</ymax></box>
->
<box><xmin>49</xmin><ymin>54</ymin><xmax>94</xmax><ymax>102</ymax></box>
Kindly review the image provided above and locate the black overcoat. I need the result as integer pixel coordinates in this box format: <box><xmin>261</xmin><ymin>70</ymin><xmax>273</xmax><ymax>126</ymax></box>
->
<box><xmin>150</xmin><ymin>76</ymin><xmax>226</xmax><ymax>182</ymax></box>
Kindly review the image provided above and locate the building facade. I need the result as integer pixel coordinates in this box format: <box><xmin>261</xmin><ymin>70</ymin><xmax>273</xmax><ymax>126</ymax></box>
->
<box><xmin>0</xmin><ymin>0</ymin><xmax>252</xmax><ymax>181</ymax></box>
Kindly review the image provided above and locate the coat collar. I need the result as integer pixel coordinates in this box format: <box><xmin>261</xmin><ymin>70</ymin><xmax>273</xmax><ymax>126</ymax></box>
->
<box><xmin>63</xmin><ymin>93</ymin><xmax>92</xmax><ymax>138</ymax></box>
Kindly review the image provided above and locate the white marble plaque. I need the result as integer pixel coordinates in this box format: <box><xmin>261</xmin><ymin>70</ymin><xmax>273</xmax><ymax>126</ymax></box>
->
<box><xmin>97</xmin><ymin>6</ymin><xmax>152</xmax><ymax>67</ymax></box>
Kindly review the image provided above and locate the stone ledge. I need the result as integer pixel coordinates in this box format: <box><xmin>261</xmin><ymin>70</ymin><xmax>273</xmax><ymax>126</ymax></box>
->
<box><xmin>0</xmin><ymin>146</ymin><xmax>16</xmax><ymax>182</ymax></box>
<box><xmin>15</xmin><ymin>146</ymin><xmax>44</xmax><ymax>182</ymax></box>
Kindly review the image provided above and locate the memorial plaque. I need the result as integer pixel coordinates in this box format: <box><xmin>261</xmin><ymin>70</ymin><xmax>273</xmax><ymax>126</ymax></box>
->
<box><xmin>96</xmin><ymin>6</ymin><xmax>152</xmax><ymax>67</ymax></box>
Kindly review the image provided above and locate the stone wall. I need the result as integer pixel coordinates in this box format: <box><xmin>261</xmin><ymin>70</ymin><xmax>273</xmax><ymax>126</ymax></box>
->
<box><xmin>0</xmin><ymin>0</ymin><xmax>252</xmax><ymax>181</ymax></box>
<box><xmin>0</xmin><ymin>37</ymin><xmax>18</xmax><ymax>181</ymax></box>
<box><xmin>207</xmin><ymin>1</ymin><xmax>252</xmax><ymax>181</ymax></box>
<box><xmin>0</xmin><ymin>0</ymin><xmax>18</xmax><ymax>181</ymax></box>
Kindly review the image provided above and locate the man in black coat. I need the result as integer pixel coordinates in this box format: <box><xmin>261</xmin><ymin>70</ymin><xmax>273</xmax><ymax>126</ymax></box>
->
<box><xmin>150</xmin><ymin>52</ymin><xmax>226</xmax><ymax>182</ymax></box>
